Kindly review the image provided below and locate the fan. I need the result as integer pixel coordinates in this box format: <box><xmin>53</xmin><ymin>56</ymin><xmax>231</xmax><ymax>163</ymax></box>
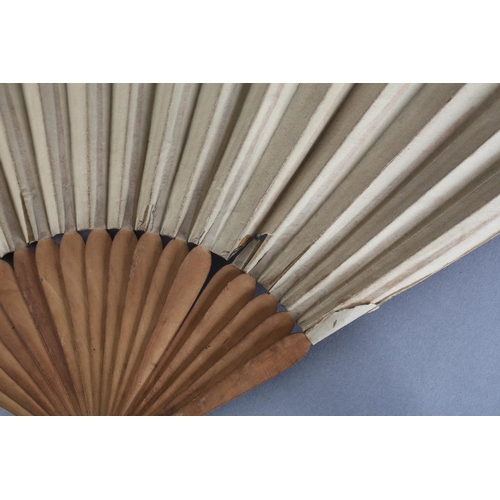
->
<box><xmin>1</xmin><ymin>83</ymin><xmax>500</xmax><ymax>415</ymax></box>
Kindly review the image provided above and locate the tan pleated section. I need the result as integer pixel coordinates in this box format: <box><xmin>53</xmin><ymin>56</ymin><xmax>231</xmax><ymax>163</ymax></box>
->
<box><xmin>136</xmin><ymin>84</ymin><xmax>200</xmax><ymax>232</ymax></box>
<box><xmin>259</xmin><ymin>83</ymin><xmax>466</xmax><ymax>292</ymax></box>
<box><xmin>22</xmin><ymin>84</ymin><xmax>75</xmax><ymax>235</ymax></box>
<box><xmin>1</xmin><ymin>82</ymin><xmax>500</xmax><ymax>364</ymax></box>
<box><xmin>0</xmin><ymin>84</ymin><xmax>49</xmax><ymax>242</ymax></box>
<box><xmin>0</xmin><ymin>163</ymin><xmax>25</xmax><ymax>256</ymax></box>
<box><xmin>162</xmin><ymin>83</ymin><xmax>246</xmax><ymax>238</ymax></box>
<box><xmin>67</xmin><ymin>83</ymin><xmax>111</xmax><ymax>230</ymax></box>
<box><xmin>107</xmin><ymin>84</ymin><xmax>155</xmax><ymax>229</ymax></box>
<box><xmin>189</xmin><ymin>83</ymin><xmax>300</xmax><ymax>249</ymax></box>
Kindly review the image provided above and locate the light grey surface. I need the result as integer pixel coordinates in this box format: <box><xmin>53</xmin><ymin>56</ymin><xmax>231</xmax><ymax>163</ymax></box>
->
<box><xmin>2</xmin><ymin>233</ymin><xmax>500</xmax><ymax>416</ymax></box>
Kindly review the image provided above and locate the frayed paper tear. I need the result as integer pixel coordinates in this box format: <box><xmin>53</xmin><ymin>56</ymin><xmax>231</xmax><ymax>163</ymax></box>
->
<box><xmin>305</xmin><ymin>303</ymin><xmax>379</xmax><ymax>345</ymax></box>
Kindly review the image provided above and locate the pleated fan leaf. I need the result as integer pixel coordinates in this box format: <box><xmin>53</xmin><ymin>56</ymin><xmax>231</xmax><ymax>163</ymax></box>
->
<box><xmin>2</xmin><ymin>83</ymin><xmax>500</xmax><ymax>415</ymax></box>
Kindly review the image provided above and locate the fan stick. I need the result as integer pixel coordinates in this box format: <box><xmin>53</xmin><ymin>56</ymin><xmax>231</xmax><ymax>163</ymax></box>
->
<box><xmin>0</xmin><ymin>305</ymin><xmax>61</xmax><ymax>415</ymax></box>
<box><xmin>134</xmin><ymin>273</ymin><xmax>256</xmax><ymax>415</ymax></box>
<box><xmin>60</xmin><ymin>232</ymin><xmax>93</xmax><ymax>414</ymax></box>
<box><xmin>173</xmin><ymin>333</ymin><xmax>311</xmax><ymax>416</ymax></box>
<box><xmin>119</xmin><ymin>262</ymin><xmax>241</xmax><ymax>415</ymax></box>
<box><xmin>13</xmin><ymin>247</ymin><xmax>79</xmax><ymax>415</ymax></box>
<box><xmin>159</xmin><ymin>312</ymin><xmax>295</xmax><ymax>416</ymax></box>
<box><xmin>36</xmin><ymin>238</ymin><xmax>87</xmax><ymax>415</ymax></box>
<box><xmin>0</xmin><ymin>311</ymin><xmax>60</xmax><ymax>415</ymax></box>
<box><xmin>123</xmin><ymin>246</ymin><xmax>211</xmax><ymax>413</ymax></box>
<box><xmin>100</xmin><ymin>229</ymin><xmax>137</xmax><ymax>415</ymax></box>
<box><xmin>0</xmin><ymin>260</ymin><xmax>73</xmax><ymax>415</ymax></box>
<box><xmin>108</xmin><ymin>231</ymin><xmax>162</xmax><ymax>415</ymax></box>
<box><xmin>0</xmin><ymin>391</ymin><xmax>32</xmax><ymax>416</ymax></box>
<box><xmin>85</xmin><ymin>229</ymin><xmax>112</xmax><ymax>416</ymax></box>
<box><xmin>141</xmin><ymin>293</ymin><xmax>278</xmax><ymax>416</ymax></box>
<box><xmin>0</xmin><ymin>367</ymin><xmax>48</xmax><ymax>416</ymax></box>
<box><xmin>114</xmin><ymin>238</ymin><xmax>189</xmax><ymax>415</ymax></box>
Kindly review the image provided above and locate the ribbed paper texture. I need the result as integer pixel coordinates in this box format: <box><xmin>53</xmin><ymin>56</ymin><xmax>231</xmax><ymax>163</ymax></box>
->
<box><xmin>1</xmin><ymin>83</ymin><xmax>500</xmax><ymax>343</ymax></box>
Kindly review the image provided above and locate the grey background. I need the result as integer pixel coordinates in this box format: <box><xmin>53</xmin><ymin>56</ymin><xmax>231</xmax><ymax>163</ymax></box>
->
<box><xmin>2</xmin><ymin>233</ymin><xmax>500</xmax><ymax>416</ymax></box>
